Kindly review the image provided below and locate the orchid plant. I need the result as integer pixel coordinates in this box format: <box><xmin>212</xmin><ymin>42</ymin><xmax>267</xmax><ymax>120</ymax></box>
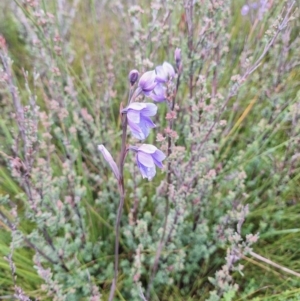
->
<box><xmin>98</xmin><ymin>49</ymin><xmax>181</xmax><ymax>300</ymax></box>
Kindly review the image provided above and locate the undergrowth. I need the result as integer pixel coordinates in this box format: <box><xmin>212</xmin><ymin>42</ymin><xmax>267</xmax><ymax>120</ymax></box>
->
<box><xmin>0</xmin><ymin>0</ymin><xmax>299</xmax><ymax>300</ymax></box>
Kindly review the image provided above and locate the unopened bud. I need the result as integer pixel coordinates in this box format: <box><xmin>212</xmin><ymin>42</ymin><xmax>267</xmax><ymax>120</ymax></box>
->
<box><xmin>128</xmin><ymin>69</ymin><xmax>139</xmax><ymax>86</ymax></box>
<box><xmin>174</xmin><ymin>48</ymin><xmax>181</xmax><ymax>69</ymax></box>
<box><xmin>98</xmin><ymin>145</ymin><xmax>120</xmax><ymax>181</ymax></box>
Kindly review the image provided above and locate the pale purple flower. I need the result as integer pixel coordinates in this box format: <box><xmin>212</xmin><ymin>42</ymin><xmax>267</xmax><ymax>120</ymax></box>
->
<box><xmin>148</xmin><ymin>83</ymin><xmax>167</xmax><ymax>102</ymax></box>
<box><xmin>98</xmin><ymin>145</ymin><xmax>120</xmax><ymax>180</ymax></box>
<box><xmin>155</xmin><ymin>62</ymin><xmax>175</xmax><ymax>83</ymax></box>
<box><xmin>130</xmin><ymin>144</ymin><xmax>166</xmax><ymax>180</ymax></box>
<box><xmin>136</xmin><ymin>62</ymin><xmax>175</xmax><ymax>102</ymax></box>
<box><xmin>122</xmin><ymin>102</ymin><xmax>157</xmax><ymax>140</ymax></box>
<box><xmin>138</xmin><ymin>70</ymin><xmax>157</xmax><ymax>93</ymax></box>
<box><xmin>143</xmin><ymin>61</ymin><xmax>176</xmax><ymax>102</ymax></box>
<box><xmin>241</xmin><ymin>4</ymin><xmax>250</xmax><ymax>15</ymax></box>
<box><xmin>241</xmin><ymin>1</ymin><xmax>270</xmax><ymax>19</ymax></box>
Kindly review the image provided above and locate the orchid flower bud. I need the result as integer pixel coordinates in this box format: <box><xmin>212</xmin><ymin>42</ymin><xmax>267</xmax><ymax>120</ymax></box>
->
<box><xmin>174</xmin><ymin>48</ymin><xmax>181</xmax><ymax>69</ymax></box>
<box><xmin>98</xmin><ymin>145</ymin><xmax>120</xmax><ymax>181</ymax></box>
<box><xmin>128</xmin><ymin>69</ymin><xmax>139</xmax><ymax>86</ymax></box>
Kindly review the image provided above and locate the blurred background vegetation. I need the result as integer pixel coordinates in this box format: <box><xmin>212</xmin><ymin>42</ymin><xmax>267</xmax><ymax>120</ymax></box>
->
<box><xmin>0</xmin><ymin>0</ymin><xmax>300</xmax><ymax>300</ymax></box>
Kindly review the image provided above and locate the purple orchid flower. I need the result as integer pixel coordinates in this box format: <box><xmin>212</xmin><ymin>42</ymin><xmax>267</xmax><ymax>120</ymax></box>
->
<box><xmin>146</xmin><ymin>61</ymin><xmax>175</xmax><ymax>102</ymax></box>
<box><xmin>122</xmin><ymin>102</ymin><xmax>157</xmax><ymax>140</ymax></box>
<box><xmin>131</xmin><ymin>144</ymin><xmax>166</xmax><ymax>180</ymax></box>
<box><xmin>241</xmin><ymin>4</ymin><xmax>250</xmax><ymax>15</ymax></box>
<box><xmin>148</xmin><ymin>84</ymin><xmax>167</xmax><ymax>102</ymax></box>
<box><xmin>138</xmin><ymin>70</ymin><xmax>157</xmax><ymax>94</ymax></box>
<box><xmin>155</xmin><ymin>62</ymin><xmax>175</xmax><ymax>83</ymax></box>
<box><xmin>136</xmin><ymin>62</ymin><xmax>175</xmax><ymax>102</ymax></box>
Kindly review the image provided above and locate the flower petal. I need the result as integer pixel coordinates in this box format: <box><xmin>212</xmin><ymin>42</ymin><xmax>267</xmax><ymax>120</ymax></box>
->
<box><xmin>127</xmin><ymin>102</ymin><xmax>146</xmax><ymax>111</ymax></box>
<box><xmin>148</xmin><ymin>93</ymin><xmax>166</xmax><ymax>102</ymax></box>
<box><xmin>140</xmin><ymin>115</ymin><xmax>156</xmax><ymax>128</ymax></box>
<box><xmin>127</xmin><ymin>109</ymin><xmax>140</xmax><ymax>123</ymax></box>
<box><xmin>155</xmin><ymin>65</ymin><xmax>168</xmax><ymax>83</ymax></box>
<box><xmin>149</xmin><ymin>84</ymin><xmax>167</xmax><ymax>102</ymax></box>
<box><xmin>138</xmin><ymin>144</ymin><xmax>157</xmax><ymax>154</ymax></box>
<box><xmin>140</xmin><ymin>103</ymin><xmax>157</xmax><ymax>116</ymax></box>
<box><xmin>140</xmin><ymin>119</ymin><xmax>155</xmax><ymax>139</ymax></box>
<box><xmin>136</xmin><ymin>159</ymin><xmax>156</xmax><ymax>180</ymax></box>
<box><xmin>152</xmin><ymin>150</ymin><xmax>166</xmax><ymax>168</ymax></box>
<box><xmin>155</xmin><ymin>62</ymin><xmax>175</xmax><ymax>83</ymax></box>
<box><xmin>162</xmin><ymin>62</ymin><xmax>175</xmax><ymax>79</ymax></box>
<box><xmin>137</xmin><ymin>151</ymin><xmax>154</xmax><ymax>167</ymax></box>
<box><xmin>128</xmin><ymin>120</ymin><xmax>145</xmax><ymax>140</ymax></box>
<box><xmin>137</xmin><ymin>122</ymin><xmax>151</xmax><ymax>140</ymax></box>
<box><xmin>153</xmin><ymin>149</ymin><xmax>166</xmax><ymax>162</ymax></box>
<box><xmin>138</xmin><ymin>70</ymin><xmax>157</xmax><ymax>92</ymax></box>
<box><xmin>153</xmin><ymin>157</ymin><xmax>163</xmax><ymax>168</ymax></box>
<box><xmin>137</xmin><ymin>117</ymin><xmax>155</xmax><ymax>140</ymax></box>
<box><xmin>136</xmin><ymin>159</ymin><xmax>148</xmax><ymax>178</ymax></box>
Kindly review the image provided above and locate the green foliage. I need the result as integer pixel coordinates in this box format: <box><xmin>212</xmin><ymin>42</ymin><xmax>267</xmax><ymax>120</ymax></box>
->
<box><xmin>0</xmin><ymin>0</ymin><xmax>299</xmax><ymax>300</ymax></box>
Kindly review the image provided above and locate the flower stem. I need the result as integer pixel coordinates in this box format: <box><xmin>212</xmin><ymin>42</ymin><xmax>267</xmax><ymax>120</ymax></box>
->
<box><xmin>108</xmin><ymin>87</ymin><xmax>133</xmax><ymax>301</ymax></box>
